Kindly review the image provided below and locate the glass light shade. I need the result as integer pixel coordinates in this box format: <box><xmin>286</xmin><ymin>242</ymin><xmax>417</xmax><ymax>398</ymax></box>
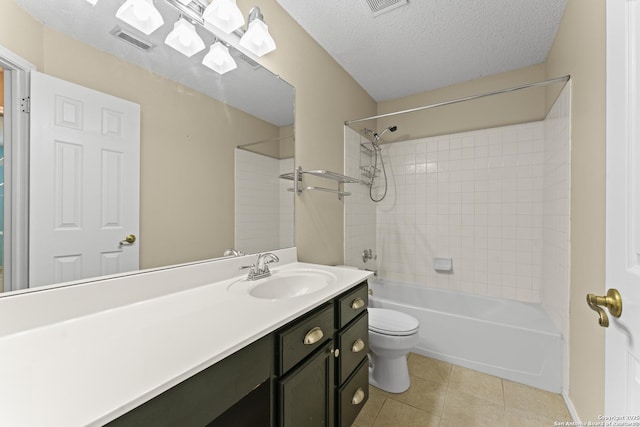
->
<box><xmin>115</xmin><ymin>0</ymin><xmax>164</xmax><ymax>35</ymax></box>
<box><xmin>164</xmin><ymin>18</ymin><xmax>206</xmax><ymax>57</ymax></box>
<box><xmin>239</xmin><ymin>18</ymin><xmax>276</xmax><ymax>57</ymax></box>
<box><xmin>203</xmin><ymin>0</ymin><xmax>245</xmax><ymax>34</ymax></box>
<box><xmin>202</xmin><ymin>42</ymin><xmax>238</xmax><ymax>75</ymax></box>
<box><xmin>85</xmin><ymin>0</ymin><xmax>98</xmax><ymax>5</ymax></box>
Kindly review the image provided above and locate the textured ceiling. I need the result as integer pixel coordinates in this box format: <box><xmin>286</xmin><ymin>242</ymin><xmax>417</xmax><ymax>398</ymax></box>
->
<box><xmin>276</xmin><ymin>0</ymin><xmax>568</xmax><ymax>101</ymax></box>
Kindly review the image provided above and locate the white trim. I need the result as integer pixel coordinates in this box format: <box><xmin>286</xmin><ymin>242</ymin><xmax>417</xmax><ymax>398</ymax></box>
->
<box><xmin>0</xmin><ymin>44</ymin><xmax>33</xmax><ymax>292</ymax></box>
<box><xmin>563</xmin><ymin>391</ymin><xmax>580</xmax><ymax>422</ymax></box>
<box><xmin>0</xmin><ymin>45</ymin><xmax>35</xmax><ymax>72</ymax></box>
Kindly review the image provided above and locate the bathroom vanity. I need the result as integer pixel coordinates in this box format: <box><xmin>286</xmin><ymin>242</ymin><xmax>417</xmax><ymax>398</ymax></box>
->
<box><xmin>0</xmin><ymin>248</ymin><xmax>371</xmax><ymax>426</ymax></box>
<box><xmin>108</xmin><ymin>281</ymin><xmax>369</xmax><ymax>426</ymax></box>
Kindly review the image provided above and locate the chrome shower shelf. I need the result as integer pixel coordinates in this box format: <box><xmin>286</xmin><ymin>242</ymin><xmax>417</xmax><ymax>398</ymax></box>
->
<box><xmin>302</xmin><ymin>169</ymin><xmax>363</xmax><ymax>183</ymax></box>
<box><xmin>360</xmin><ymin>143</ymin><xmax>375</xmax><ymax>156</ymax></box>
<box><xmin>289</xmin><ymin>166</ymin><xmax>364</xmax><ymax>199</ymax></box>
<box><xmin>278</xmin><ymin>172</ymin><xmax>297</xmax><ymax>181</ymax></box>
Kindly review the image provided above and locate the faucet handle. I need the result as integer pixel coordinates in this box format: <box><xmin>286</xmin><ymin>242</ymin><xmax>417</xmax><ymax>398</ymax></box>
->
<box><xmin>240</xmin><ymin>264</ymin><xmax>258</xmax><ymax>280</ymax></box>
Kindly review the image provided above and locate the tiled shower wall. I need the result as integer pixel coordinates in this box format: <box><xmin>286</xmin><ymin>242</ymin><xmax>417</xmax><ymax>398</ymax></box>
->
<box><xmin>344</xmin><ymin>128</ymin><xmax>377</xmax><ymax>270</ymax></box>
<box><xmin>344</xmin><ymin>85</ymin><xmax>570</xmax><ymax>307</ymax></box>
<box><xmin>235</xmin><ymin>149</ymin><xmax>294</xmax><ymax>254</ymax></box>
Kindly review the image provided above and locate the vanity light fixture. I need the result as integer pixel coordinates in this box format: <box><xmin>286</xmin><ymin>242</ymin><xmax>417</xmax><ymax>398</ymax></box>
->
<box><xmin>115</xmin><ymin>0</ymin><xmax>165</xmax><ymax>35</ymax></box>
<box><xmin>239</xmin><ymin>7</ymin><xmax>276</xmax><ymax>57</ymax></box>
<box><xmin>164</xmin><ymin>17</ymin><xmax>206</xmax><ymax>57</ymax></box>
<box><xmin>203</xmin><ymin>0</ymin><xmax>245</xmax><ymax>34</ymax></box>
<box><xmin>202</xmin><ymin>40</ymin><xmax>237</xmax><ymax>74</ymax></box>
<box><xmin>116</xmin><ymin>0</ymin><xmax>278</xmax><ymax>75</ymax></box>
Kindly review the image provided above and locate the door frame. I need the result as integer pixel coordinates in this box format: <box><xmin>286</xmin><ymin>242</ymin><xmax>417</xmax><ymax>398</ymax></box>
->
<box><xmin>0</xmin><ymin>44</ymin><xmax>34</xmax><ymax>292</ymax></box>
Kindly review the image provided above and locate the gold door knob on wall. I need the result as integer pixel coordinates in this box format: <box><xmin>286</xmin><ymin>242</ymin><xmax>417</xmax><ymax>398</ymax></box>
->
<box><xmin>586</xmin><ymin>288</ymin><xmax>622</xmax><ymax>327</ymax></box>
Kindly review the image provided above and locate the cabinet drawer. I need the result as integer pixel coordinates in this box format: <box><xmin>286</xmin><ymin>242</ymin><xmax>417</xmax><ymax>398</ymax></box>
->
<box><xmin>337</xmin><ymin>311</ymin><xmax>368</xmax><ymax>386</ymax></box>
<box><xmin>337</xmin><ymin>357</ymin><xmax>369</xmax><ymax>427</ymax></box>
<box><xmin>278</xmin><ymin>303</ymin><xmax>335</xmax><ymax>374</ymax></box>
<box><xmin>337</xmin><ymin>281</ymin><xmax>368</xmax><ymax>329</ymax></box>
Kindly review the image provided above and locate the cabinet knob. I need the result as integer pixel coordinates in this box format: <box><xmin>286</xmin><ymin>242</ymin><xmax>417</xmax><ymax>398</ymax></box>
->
<box><xmin>351</xmin><ymin>338</ymin><xmax>366</xmax><ymax>353</ymax></box>
<box><xmin>351</xmin><ymin>388</ymin><xmax>365</xmax><ymax>405</ymax></box>
<box><xmin>332</xmin><ymin>348</ymin><xmax>340</xmax><ymax>358</ymax></box>
<box><xmin>303</xmin><ymin>327</ymin><xmax>324</xmax><ymax>345</ymax></box>
<box><xmin>351</xmin><ymin>298</ymin><xmax>365</xmax><ymax>310</ymax></box>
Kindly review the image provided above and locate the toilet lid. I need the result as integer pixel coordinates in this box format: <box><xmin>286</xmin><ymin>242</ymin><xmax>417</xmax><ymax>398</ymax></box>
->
<box><xmin>368</xmin><ymin>308</ymin><xmax>419</xmax><ymax>336</ymax></box>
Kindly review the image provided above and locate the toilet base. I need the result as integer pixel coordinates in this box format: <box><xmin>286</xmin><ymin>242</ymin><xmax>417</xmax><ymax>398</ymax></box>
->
<box><xmin>368</xmin><ymin>354</ymin><xmax>411</xmax><ymax>393</ymax></box>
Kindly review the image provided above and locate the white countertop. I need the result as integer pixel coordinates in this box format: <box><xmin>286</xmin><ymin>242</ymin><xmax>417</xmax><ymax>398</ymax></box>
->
<box><xmin>0</xmin><ymin>248</ymin><xmax>372</xmax><ymax>426</ymax></box>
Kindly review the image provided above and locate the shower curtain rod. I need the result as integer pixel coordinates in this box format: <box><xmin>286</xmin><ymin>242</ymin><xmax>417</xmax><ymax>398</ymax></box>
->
<box><xmin>344</xmin><ymin>75</ymin><xmax>570</xmax><ymax>126</ymax></box>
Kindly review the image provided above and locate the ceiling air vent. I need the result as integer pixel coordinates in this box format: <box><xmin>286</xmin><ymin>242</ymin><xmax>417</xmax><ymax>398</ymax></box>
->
<box><xmin>365</xmin><ymin>0</ymin><xmax>408</xmax><ymax>17</ymax></box>
<box><xmin>110</xmin><ymin>26</ymin><xmax>153</xmax><ymax>52</ymax></box>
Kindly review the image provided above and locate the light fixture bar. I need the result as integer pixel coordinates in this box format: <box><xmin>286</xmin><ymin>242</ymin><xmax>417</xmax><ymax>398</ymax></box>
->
<box><xmin>165</xmin><ymin>0</ymin><xmax>206</xmax><ymax>24</ymax></box>
<box><xmin>163</xmin><ymin>0</ymin><xmax>265</xmax><ymax>62</ymax></box>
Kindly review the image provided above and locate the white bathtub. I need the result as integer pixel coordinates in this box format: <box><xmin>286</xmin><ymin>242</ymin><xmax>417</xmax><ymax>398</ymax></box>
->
<box><xmin>368</xmin><ymin>279</ymin><xmax>562</xmax><ymax>393</ymax></box>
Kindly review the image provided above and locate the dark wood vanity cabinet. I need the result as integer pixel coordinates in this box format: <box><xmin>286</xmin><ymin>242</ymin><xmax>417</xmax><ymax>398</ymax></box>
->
<box><xmin>334</xmin><ymin>282</ymin><xmax>370</xmax><ymax>427</ymax></box>
<box><xmin>108</xmin><ymin>280</ymin><xmax>369</xmax><ymax>427</ymax></box>
<box><xmin>106</xmin><ymin>335</ymin><xmax>274</xmax><ymax>427</ymax></box>
<box><xmin>276</xmin><ymin>280</ymin><xmax>369</xmax><ymax>427</ymax></box>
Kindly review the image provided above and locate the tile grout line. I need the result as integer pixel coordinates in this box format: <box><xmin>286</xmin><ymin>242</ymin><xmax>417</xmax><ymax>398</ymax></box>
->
<box><xmin>433</xmin><ymin>361</ymin><xmax>453</xmax><ymax>427</ymax></box>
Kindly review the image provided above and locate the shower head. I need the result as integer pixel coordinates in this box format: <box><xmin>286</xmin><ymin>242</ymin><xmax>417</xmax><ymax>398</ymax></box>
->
<box><xmin>372</xmin><ymin>125</ymin><xmax>398</xmax><ymax>145</ymax></box>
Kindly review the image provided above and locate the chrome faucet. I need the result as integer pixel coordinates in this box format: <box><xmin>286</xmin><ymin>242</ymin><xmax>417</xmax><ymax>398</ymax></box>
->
<box><xmin>240</xmin><ymin>252</ymin><xmax>280</xmax><ymax>280</ymax></box>
<box><xmin>223</xmin><ymin>248</ymin><xmax>244</xmax><ymax>257</ymax></box>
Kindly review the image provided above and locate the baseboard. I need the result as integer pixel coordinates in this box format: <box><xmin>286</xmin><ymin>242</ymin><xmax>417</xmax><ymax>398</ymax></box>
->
<box><xmin>562</xmin><ymin>392</ymin><xmax>580</xmax><ymax>422</ymax></box>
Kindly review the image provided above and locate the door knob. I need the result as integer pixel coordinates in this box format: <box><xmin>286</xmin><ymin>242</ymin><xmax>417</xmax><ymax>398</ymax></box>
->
<box><xmin>586</xmin><ymin>288</ymin><xmax>622</xmax><ymax>327</ymax></box>
<box><xmin>119</xmin><ymin>234</ymin><xmax>137</xmax><ymax>246</ymax></box>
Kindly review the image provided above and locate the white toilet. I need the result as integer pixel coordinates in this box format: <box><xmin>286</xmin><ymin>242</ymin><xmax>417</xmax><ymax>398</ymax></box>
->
<box><xmin>368</xmin><ymin>307</ymin><xmax>420</xmax><ymax>393</ymax></box>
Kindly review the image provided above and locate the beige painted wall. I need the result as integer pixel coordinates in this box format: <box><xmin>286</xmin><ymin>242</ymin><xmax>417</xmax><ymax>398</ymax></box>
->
<box><xmin>374</xmin><ymin>63</ymin><xmax>548</xmax><ymax>142</ymax></box>
<box><xmin>546</xmin><ymin>0</ymin><xmax>606</xmax><ymax>421</ymax></box>
<box><xmin>254</xmin><ymin>0</ymin><xmax>377</xmax><ymax>265</ymax></box>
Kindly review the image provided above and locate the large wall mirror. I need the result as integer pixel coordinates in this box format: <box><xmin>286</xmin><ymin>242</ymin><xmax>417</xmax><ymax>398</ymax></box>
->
<box><xmin>1</xmin><ymin>0</ymin><xmax>294</xmax><ymax>295</ymax></box>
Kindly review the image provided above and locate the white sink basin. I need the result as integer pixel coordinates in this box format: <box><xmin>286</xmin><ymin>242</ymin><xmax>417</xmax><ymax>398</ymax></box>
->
<box><xmin>228</xmin><ymin>269</ymin><xmax>337</xmax><ymax>300</ymax></box>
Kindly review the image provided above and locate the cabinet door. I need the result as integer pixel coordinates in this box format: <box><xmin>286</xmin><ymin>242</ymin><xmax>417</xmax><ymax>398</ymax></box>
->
<box><xmin>278</xmin><ymin>341</ymin><xmax>334</xmax><ymax>427</ymax></box>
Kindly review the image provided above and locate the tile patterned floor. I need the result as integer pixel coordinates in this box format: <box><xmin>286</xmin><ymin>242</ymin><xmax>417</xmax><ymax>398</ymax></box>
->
<box><xmin>353</xmin><ymin>353</ymin><xmax>572</xmax><ymax>427</ymax></box>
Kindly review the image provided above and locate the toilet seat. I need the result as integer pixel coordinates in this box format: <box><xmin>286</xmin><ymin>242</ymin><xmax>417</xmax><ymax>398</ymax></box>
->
<box><xmin>368</xmin><ymin>308</ymin><xmax>419</xmax><ymax>336</ymax></box>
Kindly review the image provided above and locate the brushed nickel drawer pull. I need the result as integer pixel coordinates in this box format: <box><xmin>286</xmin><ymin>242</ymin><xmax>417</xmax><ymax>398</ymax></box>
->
<box><xmin>351</xmin><ymin>338</ymin><xmax>365</xmax><ymax>353</ymax></box>
<box><xmin>352</xmin><ymin>388</ymin><xmax>365</xmax><ymax>405</ymax></box>
<box><xmin>351</xmin><ymin>298</ymin><xmax>365</xmax><ymax>310</ymax></box>
<box><xmin>303</xmin><ymin>327</ymin><xmax>324</xmax><ymax>345</ymax></box>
